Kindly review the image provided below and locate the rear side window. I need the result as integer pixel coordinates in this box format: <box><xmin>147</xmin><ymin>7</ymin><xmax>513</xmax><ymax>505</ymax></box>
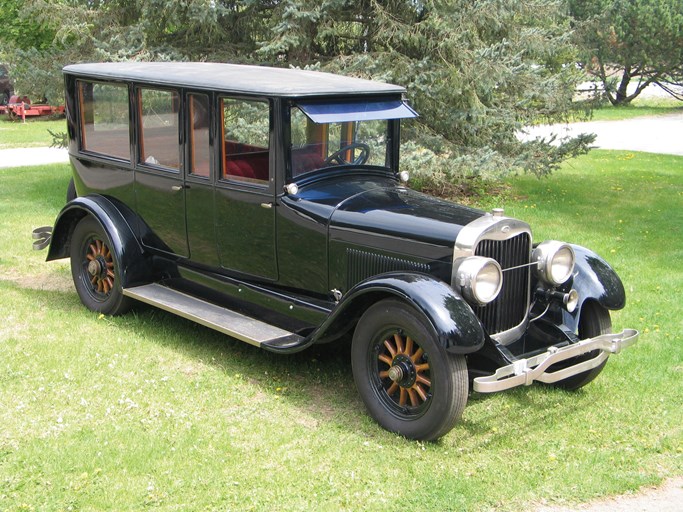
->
<box><xmin>221</xmin><ymin>98</ymin><xmax>270</xmax><ymax>185</ymax></box>
<box><xmin>78</xmin><ymin>81</ymin><xmax>130</xmax><ymax>160</ymax></box>
<box><xmin>138</xmin><ymin>88</ymin><xmax>180</xmax><ymax>170</ymax></box>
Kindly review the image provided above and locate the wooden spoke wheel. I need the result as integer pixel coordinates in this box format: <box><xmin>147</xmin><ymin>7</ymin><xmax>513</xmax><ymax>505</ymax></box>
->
<box><xmin>352</xmin><ymin>299</ymin><xmax>468</xmax><ymax>441</ymax></box>
<box><xmin>70</xmin><ymin>217</ymin><xmax>131</xmax><ymax>315</ymax></box>
<box><xmin>376</xmin><ymin>331</ymin><xmax>432</xmax><ymax>412</ymax></box>
<box><xmin>85</xmin><ymin>237</ymin><xmax>115</xmax><ymax>297</ymax></box>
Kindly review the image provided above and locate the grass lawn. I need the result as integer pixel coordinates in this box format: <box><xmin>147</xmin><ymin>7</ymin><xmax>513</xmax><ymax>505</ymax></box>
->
<box><xmin>587</xmin><ymin>97</ymin><xmax>683</xmax><ymax>122</ymax></box>
<box><xmin>0</xmin><ymin>117</ymin><xmax>67</xmax><ymax>149</ymax></box>
<box><xmin>1</xmin><ymin>152</ymin><xmax>681</xmax><ymax>510</ymax></box>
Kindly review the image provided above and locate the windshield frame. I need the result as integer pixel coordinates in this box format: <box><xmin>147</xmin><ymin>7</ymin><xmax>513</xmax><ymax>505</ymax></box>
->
<box><xmin>287</xmin><ymin>98</ymin><xmax>408</xmax><ymax>182</ymax></box>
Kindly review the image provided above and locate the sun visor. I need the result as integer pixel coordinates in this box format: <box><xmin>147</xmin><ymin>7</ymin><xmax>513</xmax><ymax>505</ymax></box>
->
<box><xmin>297</xmin><ymin>99</ymin><xmax>418</xmax><ymax>123</ymax></box>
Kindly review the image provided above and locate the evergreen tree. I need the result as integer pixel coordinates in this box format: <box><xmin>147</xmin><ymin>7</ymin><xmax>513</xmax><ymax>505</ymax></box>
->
<box><xmin>1</xmin><ymin>0</ymin><xmax>593</xmax><ymax>183</ymax></box>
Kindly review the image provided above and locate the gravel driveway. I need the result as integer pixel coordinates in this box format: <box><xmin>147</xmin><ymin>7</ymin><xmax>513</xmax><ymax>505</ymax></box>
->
<box><xmin>519</xmin><ymin>111</ymin><xmax>683</xmax><ymax>156</ymax></box>
<box><xmin>0</xmin><ymin>146</ymin><xmax>69</xmax><ymax>168</ymax></box>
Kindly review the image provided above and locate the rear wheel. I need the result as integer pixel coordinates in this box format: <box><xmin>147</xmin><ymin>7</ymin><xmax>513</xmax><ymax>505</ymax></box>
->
<box><xmin>351</xmin><ymin>299</ymin><xmax>468</xmax><ymax>440</ymax></box>
<box><xmin>70</xmin><ymin>216</ymin><xmax>131</xmax><ymax>316</ymax></box>
<box><xmin>555</xmin><ymin>301</ymin><xmax>611</xmax><ymax>390</ymax></box>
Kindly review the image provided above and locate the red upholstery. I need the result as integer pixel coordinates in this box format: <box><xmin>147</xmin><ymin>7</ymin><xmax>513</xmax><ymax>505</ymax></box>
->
<box><xmin>292</xmin><ymin>146</ymin><xmax>325</xmax><ymax>175</ymax></box>
<box><xmin>224</xmin><ymin>141</ymin><xmax>269</xmax><ymax>181</ymax></box>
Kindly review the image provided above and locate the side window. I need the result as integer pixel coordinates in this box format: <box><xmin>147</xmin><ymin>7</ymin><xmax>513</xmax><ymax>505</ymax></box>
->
<box><xmin>138</xmin><ymin>88</ymin><xmax>180</xmax><ymax>170</ymax></box>
<box><xmin>221</xmin><ymin>98</ymin><xmax>270</xmax><ymax>185</ymax></box>
<box><xmin>78</xmin><ymin>81</ymin><xmax>130</xmax><ymax>160</ymax></box>
<box><xmin>189</xmin><ymin>93</ymin><xmax>210</xmax><ymax>178</ymax></box>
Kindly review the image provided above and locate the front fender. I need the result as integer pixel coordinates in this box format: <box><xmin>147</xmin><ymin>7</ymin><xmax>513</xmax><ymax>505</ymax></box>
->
<box><xmin>313</xmin><ymin>272</ymin><xmax>485</xmax><ymax>354</ymax></box>
<box><xmin>46</xmin><ymin>195</ymin><xmax>152</xmax><ymax>288</ymax></box>
<box><xmin>559</xmin><ymin>244</ymin><xmax>627</xmax><ymax>330</ymax></box>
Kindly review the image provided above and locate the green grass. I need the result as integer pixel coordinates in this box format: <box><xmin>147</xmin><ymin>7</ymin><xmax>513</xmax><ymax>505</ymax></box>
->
<box><xmin>588</xmin><ymin>97</ymin><xmax>683</xmax><ymax>122</ymax></box>
<box><xmin>0</xmin><ymin>117</ymin><xmax>67</xmax><ymax>149</ymax></box>
<box><xmin>1</xmin><ymin>153</ymin><xmax>681</xmax><ymax>511</ymax></box>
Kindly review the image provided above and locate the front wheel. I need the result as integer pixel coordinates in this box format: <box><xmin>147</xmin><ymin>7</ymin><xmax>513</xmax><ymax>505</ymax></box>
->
<box><xmin>554</xmin><ymin>301</ymin><xmax>611</xmax><ymax>391</ymax></box>
<box><xmin>70</xmin><ymin>216</ymin><xmax>131</xmax><ymax>316</ymax></box>
<box><xmin>351</xmin><ymin>299</ymin><xmax>468</xmax><ymax>441</ymax></box>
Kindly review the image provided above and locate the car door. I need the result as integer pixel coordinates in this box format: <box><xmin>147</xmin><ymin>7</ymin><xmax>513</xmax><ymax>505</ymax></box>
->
<box><xmin>184</xmin><ymin>91</ymin><xmax>219</xmax><ymax>266</ymax></box>
<box><xmin>214</xmin><ymin>96</ymin><xmax>278</xmax><ymax>280</ymax></box>
<box><xmin>134</xmin><ymin>85</ymin><xmax>189</xmax><ymax>257</ymax></box>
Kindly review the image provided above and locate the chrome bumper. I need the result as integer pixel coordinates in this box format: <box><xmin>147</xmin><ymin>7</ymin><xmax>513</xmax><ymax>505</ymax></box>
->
<box><xmin>473</xmin><ymin>329</ymin><xmax>639</xmax><ymax>393</ymax></box>
<box><xmin>32</xmin><ymin>226</ymin><xmax>52</xmax><ymax>251</ymax></box>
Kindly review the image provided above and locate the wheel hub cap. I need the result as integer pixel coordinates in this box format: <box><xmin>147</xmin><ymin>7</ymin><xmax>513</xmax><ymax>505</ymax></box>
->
<box><xmin>87</xmin><ymin>259</ymin><xmax>102</xmax><ymax>277</ymax></box>
<box><xmin>389</xmin><ymin>354</ymin><xmax>417</xmax><ymax>388</ymax></box>
<box><xmin>387</xmin><ymin>365</ymin><xmax>403</xmax><ymax>382</ymax></box>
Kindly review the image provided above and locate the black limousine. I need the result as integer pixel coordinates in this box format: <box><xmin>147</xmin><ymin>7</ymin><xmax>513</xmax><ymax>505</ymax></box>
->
<box><xmin>33</xmin><ymin>62</ymin><xmax>638</xmax><ymax>440</ymax></box>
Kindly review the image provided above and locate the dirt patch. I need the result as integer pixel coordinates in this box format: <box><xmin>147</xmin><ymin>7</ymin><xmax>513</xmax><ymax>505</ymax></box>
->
<box><xmin>2</xmin><ymin>272</ymin><xmax>72</xmax><ymax>293</ymax></box>
<box><xmin>535</xmin><ymin>477</ymin><xmax>683</xmax><ymax>512</ymax></box>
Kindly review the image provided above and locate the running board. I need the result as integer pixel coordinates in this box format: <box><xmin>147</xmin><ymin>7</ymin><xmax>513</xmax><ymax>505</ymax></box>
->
<box><xmin>123</xmin><ymin>283</ymin><xmax>305</xmax><ymax>350</ymax></box>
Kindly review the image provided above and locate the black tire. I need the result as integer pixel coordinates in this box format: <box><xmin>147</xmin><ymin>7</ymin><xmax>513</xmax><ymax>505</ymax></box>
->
<box><xmin>70</xmin><ymin>216</ymin><xmax>132</xmax><ymax>316</ymax></box>
<box><xmin>66</xmin><ymin>178</ymin><xmax>77</xmax><ymax>202</ymax></box>
<box><xmin>351</xmin><ymin>299</ymin><xmax>468</xmax><ymax>441</ymax></box>
<box><xmin>554</xmin><ymin>301</ymin><xmax>611</xmax><ymax>391</ymax></box>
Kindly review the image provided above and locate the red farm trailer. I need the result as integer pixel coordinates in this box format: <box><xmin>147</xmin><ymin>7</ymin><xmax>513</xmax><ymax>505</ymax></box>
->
<box><xmin>0</xmin><ymin>95</ymin><xmax>64</xmax><ymax>121</ymax></box>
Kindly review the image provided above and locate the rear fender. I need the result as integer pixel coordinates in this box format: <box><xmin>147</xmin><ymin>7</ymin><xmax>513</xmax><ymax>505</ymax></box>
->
<box><xmin>46</xmin><ymin>195</ymin><xmax>152</xmax><ymax>288</ymax></box>
<box><xmin>313</xmin><ymin>272</ymin><xmax>485</xmax><ymax>354</ymax></box>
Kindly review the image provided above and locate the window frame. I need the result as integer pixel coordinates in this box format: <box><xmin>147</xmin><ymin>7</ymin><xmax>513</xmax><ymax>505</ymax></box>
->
<box><xmin>76</xmin><ymin>79</ymin><xmax>132</xmax><ymax>162</ymax></box>
<box><xmin>135</xmin><ymin>85</ymin><xmax>182</xmax><ymax>173</ymax></box>
<box><xmin>288</xmin><ymin>104</ymin><xmax>394</xmax><ymax>180</ymax></box>
<box><xmin>218</xmin><ymin>95</ymin><xmax>274</xmax><ymax>190</ymax></box>
<box><xmin>187</xmin><ymin>91</ymin><xmax>212</xmax><ymax>181</ymax></box>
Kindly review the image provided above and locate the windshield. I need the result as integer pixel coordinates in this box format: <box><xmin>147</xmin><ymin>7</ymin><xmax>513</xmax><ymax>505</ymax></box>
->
<box><xmin>290</xmin><ymin>106</ymin><xmax>390</xmax><ymax>178</ymax></box>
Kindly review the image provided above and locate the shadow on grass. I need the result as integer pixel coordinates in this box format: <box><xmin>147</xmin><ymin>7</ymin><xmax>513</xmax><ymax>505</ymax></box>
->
<box><xmin>11</xmin><ymin>279</ymin><xmax>611</xmax><ymax>447</ymax></box>
<box><xmin>14</xmin><ymin>281</ymin><xmax>369</xmax><ymax>432</ymax></box>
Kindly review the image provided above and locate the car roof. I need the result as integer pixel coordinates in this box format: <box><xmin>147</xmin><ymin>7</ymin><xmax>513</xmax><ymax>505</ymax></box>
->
<box><xmin>63</xmin><ymin>62</ymin><xmax>406</xmax><ymax>98</ymax></box>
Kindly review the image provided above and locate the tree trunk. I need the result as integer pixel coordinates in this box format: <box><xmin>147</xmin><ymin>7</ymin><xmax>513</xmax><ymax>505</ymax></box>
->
<box><xmin>612</xmin><ymin>65</ymin><xmax>631</xmax><ymax>105</ymax></box>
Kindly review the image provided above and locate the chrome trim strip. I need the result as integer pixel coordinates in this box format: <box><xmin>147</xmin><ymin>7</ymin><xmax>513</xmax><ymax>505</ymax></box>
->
<box><xmin>472</xmin><ymin>329</ymin><xmax>639</xmax><ymax>393</ymax></box>
<box><xmin>453</xmin><ymin>214</ymin><xmax>532</xmax><ymax>261</ymax></box>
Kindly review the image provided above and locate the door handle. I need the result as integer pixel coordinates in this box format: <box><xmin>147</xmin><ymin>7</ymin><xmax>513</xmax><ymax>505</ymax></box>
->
<box><xmin>171</xmin><ymin>185</ymin><xmax>188</xmax><ymax>191</ymax></box>
<box><xmin>260</xmin><ymin>202</ymin><xmax>273</xmax><ymax>209</ymax></box>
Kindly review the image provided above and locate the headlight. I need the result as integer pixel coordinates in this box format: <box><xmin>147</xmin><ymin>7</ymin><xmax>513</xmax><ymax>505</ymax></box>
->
<box><xmin>532</xmin><ymin>241</ymin><xmax>575</xmax><ymax>286</ymax></box>
<box><xmin>453</xmin><ymin>256</ymin><xmax>503</xmax><ymax>305</ymax></box>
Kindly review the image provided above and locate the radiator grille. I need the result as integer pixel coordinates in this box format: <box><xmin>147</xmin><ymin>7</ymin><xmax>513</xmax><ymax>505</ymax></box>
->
<box><xmin>473</xmin><ymin>233</ymin><xmax>531</xmax><ymax>335</ymax></box>
<box><xmin>347</xmin><ymin>249</ymin><xmax>430</xmax><ymax>289</ymax></box>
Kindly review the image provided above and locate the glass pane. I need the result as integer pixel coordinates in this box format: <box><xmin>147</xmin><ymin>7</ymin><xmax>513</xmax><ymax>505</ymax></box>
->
<box><xmin>221</xmin><ymin>98</ymin><xmax>270</xmax><ymax>184</ymax></box>
<box><xmin>290</xmin><ymin>107</ymin><xmax>388</xmax><ymax>177</ymax></box>
<box><xmin>189</xmin><ymin>94</ymin><xmax>210</xmax><ymax>177</ymax></box>
<box><xmin>139</xmin><ymin>88</ymin><xmax>179</xmax><ymax>169</ymax></box>
<box><xmin>78</xmin><ymin>81</ymin><xmax>130</xmax><ymax>160</ymax></box>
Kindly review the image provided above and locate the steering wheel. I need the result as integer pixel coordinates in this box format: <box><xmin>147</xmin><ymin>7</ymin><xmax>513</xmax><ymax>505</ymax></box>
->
<box><xmin>324</xmin><ymin>142</ymin><xmax>370</xmax><ymax>165</ymax></box>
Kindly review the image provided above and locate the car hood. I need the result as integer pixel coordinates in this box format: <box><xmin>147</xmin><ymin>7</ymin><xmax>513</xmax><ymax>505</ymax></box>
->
<box><xmin>329</xmin><ymin>184</ymin><xmax>484</xmax><ymax>248</ymax></box>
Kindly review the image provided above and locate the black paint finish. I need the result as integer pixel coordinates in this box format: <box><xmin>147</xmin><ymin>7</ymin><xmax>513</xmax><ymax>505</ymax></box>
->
<box><xmin>50</xmin><ymin>64</ymin><xmax>631</xmax><ymax>361</ymax></box>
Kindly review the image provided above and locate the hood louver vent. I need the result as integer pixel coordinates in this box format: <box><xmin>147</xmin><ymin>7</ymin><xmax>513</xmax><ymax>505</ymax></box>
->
<box><xmin>347</xmin><ymin>249</ymin><xmax>430</xmax><ymax>290</ymax></box>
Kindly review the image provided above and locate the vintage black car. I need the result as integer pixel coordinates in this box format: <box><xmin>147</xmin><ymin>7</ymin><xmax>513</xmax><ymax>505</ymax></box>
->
<box><xmin>34</xmin><ymin>62</ymin><xmax>638</xmax><ymax>440</ymax></box>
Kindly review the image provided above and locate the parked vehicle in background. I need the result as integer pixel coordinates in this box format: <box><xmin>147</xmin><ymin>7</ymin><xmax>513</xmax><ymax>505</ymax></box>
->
<box><xmin>1</xmin><ymin>94</ymin><xmax>65</xmax><ymax>120</ymax></box>
<box><xmin>33</xmin><ymin>62</ymin><xmax>638</xmax><ymax>440</ymax></box>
